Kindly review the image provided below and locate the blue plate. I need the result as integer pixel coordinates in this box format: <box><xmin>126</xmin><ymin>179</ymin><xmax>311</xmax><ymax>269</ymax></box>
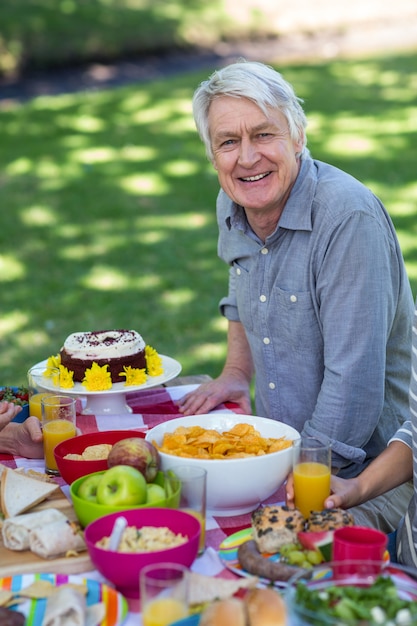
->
<box><xmin>0</xmin><ymin>387</ymin><xmax>30</xmax><ymax>423</ymax></box>
<box><xmin>12</xmin><ymin>404</ymin><xmax>30</xmax><ymax>423</ymax></box>
<box><xmin>171</xmin><ymin>615</ymin><xmax>200</xmax><ymax>626</ymax></box>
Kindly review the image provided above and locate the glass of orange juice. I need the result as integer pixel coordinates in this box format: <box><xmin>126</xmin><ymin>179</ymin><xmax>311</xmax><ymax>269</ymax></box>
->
<box><xmin>140</xmin><ymin>563</ymin><xmax>189</xmax><ymax>626</ymax></box>
<box><xmin>41</xmin><ymin>395</ymin><xmax>76</xmax><ymax>475</ymax></box>
<box><xmin>172</xmin><ymin>465</ymin><xmax>207</xmax><ymax>555</ymax></box>
<box><xmin>293</xmin><ymin>437</ymin><xmax>331</xmax><ymax>518</ymax></box>
<box><xmin>28</xmin><ymin>366</ymin><xmax>60</xmax><ymax>420</ymax></box>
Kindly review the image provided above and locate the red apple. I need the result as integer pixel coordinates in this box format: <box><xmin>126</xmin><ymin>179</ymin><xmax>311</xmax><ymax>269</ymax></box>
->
<box><xmin>107</xmin><ymin>437</ymin><xmax>160</xmax><ymax>482</ymax></box>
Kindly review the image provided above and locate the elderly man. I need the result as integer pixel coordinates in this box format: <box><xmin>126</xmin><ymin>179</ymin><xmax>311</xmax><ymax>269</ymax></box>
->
<box><xmin>178</xmin><ymin>60</ymin><xmax>414</xmax><ymax>532</ymax></box>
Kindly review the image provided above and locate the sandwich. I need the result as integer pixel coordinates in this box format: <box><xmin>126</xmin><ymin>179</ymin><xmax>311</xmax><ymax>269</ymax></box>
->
<box><xmin>188</xmin><ymin>572</ymin><xmax>258</xmax><ymax>609</ymax></box>
<box><xmin>2</xmin><ymin>508</ymin><xmax>67</xmax><ymax>551</ymax></box>
<box><xmin>2</xmin><ymin>507</ymin><xmax>86</xmax><ymax>559</ymax></box>
<box><xmin>0</xmin><ymin>468</ymin><xmax>59</xmax><ymax>518</ymax></box>
<box><xmin>29</xmin><ymin>519</ymin><xmax>86</xmax><ymax>559</ymax></box>
<box><xmin>41</xmin><ymin>586</ymin><xmax>105</xmax><ymax>626</ymax></box>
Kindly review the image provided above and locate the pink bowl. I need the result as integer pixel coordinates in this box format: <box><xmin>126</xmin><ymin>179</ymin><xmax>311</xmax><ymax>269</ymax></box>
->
<box><xmin>54</xmin><ymin>430</ymin><xmax>145</xmax><ymax>484</ymax></box>
<box><xmin>84</xmin><ymin>507</ymin><xmax>201</xmax><ymax>598</ymax></box>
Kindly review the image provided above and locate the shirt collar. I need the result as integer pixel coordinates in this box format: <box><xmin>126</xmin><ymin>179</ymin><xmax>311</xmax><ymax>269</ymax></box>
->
<box><xmin>223</xmin><ymin>153</ymin><xmax>316</xmax><ymax>235</ymax></box>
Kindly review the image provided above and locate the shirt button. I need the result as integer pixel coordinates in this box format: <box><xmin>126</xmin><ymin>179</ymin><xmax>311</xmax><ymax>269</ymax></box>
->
<box><xmin>290</xmin><ymin>294</ymin><xmax>297</xmax><ymax>302</ymax></box>
<box><xmin>260</xmin><ymin>295</ymin><xmax>267</xmax><ymax>302</ymax></box>
<box><xmin>263</xmin><ymin>337</ymin><xmax>270</xmax><ymax>345</ymax></box>
<box><xmin>236</xmin><ymin>268</ymin><xmax>241</xmax><ymax>275</ymax></box>
<box><xmin>261</xmin><ymin>247</ymin><xmax>268</xmax><ymax>255</ymax></box>
<box><xmin>269</xmin><ymin>382</ymin><xmax>276</xmax><ymax>390</ymax></box>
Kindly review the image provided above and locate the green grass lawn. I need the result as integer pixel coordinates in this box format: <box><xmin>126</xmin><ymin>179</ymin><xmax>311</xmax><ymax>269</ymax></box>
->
<box><xmin>1</xmin><ymin>50</ymin><xmax>417</xmax><ymax>386</ymax></box>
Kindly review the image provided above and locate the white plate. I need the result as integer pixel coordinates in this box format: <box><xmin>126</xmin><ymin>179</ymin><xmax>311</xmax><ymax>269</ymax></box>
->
<box><xmin>31</xmin><ymin>355</ymin><xmax>181</xmax><ymax>414</ymax></box>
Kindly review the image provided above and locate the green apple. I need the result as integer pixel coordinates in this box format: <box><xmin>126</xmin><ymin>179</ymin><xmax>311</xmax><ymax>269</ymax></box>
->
<box><xmin>96</xmin><ymin>465</ymin><xmax>147</xmax><ymax>506</ymax></box>
<box><xmin>78</xmin><ymin>473</ymin><xmax>101</xmax><ymax>502</ymax></box>
<box><xmin>146</xmin><ymin>483</ymin><xmax>166</xmax><ymax>504</ymax></box>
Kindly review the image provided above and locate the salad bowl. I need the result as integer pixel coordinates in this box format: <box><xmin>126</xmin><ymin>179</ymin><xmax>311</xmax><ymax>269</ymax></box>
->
<box><xmin>286</xmin><ymin>560</ymin><xmax>417</xmax><ymax>625</ymax></box>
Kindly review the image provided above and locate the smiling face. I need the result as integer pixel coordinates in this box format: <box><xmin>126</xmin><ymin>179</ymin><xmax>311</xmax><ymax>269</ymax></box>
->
<box><xmin>208</xmin><ymin>96</ymin><xmax>304</xmax><ymax>232</ymax></box>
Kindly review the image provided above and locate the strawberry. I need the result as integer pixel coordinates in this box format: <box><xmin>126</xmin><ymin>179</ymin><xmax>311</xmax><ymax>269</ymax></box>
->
<box><xmin>15</xmin><ymin>386</ymin><xmax>29</xmax><ymax>403</ymax></box>
<box><xmin>0</xmin><ymin>386</ymin><xmax>29</xmax><ymax>406</ymax></box>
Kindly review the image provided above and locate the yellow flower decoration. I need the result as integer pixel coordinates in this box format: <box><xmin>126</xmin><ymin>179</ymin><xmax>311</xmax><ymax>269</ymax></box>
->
<box><xmin>145</xmin><ymin>345</ymin><xmax>164</xmax><ymax>377</ymax></box>
<box><xmin>45</xmin><ymin>354</ymin><xmax>61</xmax><ymax>377</ymax></box>
<box><xmin>119</xmin><ymin>366</ymin><xmax>147</xmax><ymax>386</ymax></box>
<box><xmin>59</xmin><ymin>364</ymin><xmax>74</xmax><ymax>389</ymax></box>
<box><xmin>82</xmin><ymin>362</ymin><xmax>112</xmax><ymax>391</ymax></box>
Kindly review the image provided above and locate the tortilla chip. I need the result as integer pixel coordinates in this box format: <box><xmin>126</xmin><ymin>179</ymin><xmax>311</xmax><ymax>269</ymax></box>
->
<box><xmin>86</xmin><ymin>602</ymin><xmax>106</xmax><ymax>626</ymax></box>
<box><xmin>19</xmin><ymin>580</ymin><xmax>56</xmax><ymax>598</ymax></box>
<box><xmin>154</xmin><ymin>423</ymin><xmax>292</xmax><ymax>460</ymax></box>
<box><xmin>58</xmin><ymin>583</ymin><xmax>88</xmax><ymax>596</ymax></box>
<box><xmin>82</xmin><ymin>444</ymin><xmax>112</xmax><ymax>460</ymax></box>
<box><xmin>0</xmin><ymin>590</ymin><xmax>13</xmax><ymax>607</ymax></box>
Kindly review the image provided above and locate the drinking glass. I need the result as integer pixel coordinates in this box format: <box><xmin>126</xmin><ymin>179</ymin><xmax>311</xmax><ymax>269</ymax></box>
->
<box><xmin>172</xmin><ymin>465</ymin><xmax>207</xmax><ymax>555</ymax></box>
<box><xmin>140</xmin><ymin>563</ymin><xmax>189</xmax><ymax>626</ymax></box>
<box><xmin>41</xmin><ymin>395</ymin><xmax>76</xmax><ymax>475</ymax></box>
<box><xmin>293</xmin><ymin>437</ymin><xmax>331</xmax><ymax>518</ymax></box>
<box><xmin>28</xmin><ymin>365</ymin><xmax>60</xmax><ymax>420</ymax></box>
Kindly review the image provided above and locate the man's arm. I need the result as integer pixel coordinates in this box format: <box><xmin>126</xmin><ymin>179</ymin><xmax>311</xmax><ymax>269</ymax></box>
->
<box><xmin>177</xmin><ymin>320</ymin><xmax>254</xmax><ymax>415</ymax></box>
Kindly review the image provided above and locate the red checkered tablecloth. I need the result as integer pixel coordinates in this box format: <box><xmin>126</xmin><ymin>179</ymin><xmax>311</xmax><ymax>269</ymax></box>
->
<box><xmin>1</xmin><ymin>384</ymin><xmax>287</xmax><ymax>618</ymax></box>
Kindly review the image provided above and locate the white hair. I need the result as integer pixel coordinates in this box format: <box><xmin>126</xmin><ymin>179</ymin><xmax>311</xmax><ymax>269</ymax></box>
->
<box><xmin>192</xmin><ymin>60</ymin><xmax>308</xmax><ymax>161</ymax></box>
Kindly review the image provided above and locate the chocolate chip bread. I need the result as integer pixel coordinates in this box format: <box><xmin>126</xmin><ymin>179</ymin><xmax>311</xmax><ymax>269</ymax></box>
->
<box><xmin>306</xmin><ymin>508</ymin><xmax>354</xmax><ymax>532</ymax></box>
<box><xmin>251</xmin><ymin>505</ymin><xmax>306</xmax><ymax>553</ymax></box>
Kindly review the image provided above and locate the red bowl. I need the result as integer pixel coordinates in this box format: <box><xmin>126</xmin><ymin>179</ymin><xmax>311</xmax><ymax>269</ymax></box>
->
<box><xmin>54</xmin><ymin>430</ymin><xmax>145</xmax><ymax>484</ymax></box>
<box><xmin>84</xmin><ymin>508</ymin><xmax>201</xmax><ymax>599</ymax></box>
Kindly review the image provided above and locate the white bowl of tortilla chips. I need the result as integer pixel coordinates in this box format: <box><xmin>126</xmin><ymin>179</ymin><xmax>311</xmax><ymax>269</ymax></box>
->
<box><xmin>145</xmin><ymin>413</ymin><xmax>300</xmax><ymax>516</ymax></box>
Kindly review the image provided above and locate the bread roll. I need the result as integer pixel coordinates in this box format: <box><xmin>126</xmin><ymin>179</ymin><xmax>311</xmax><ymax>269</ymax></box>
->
<box><xmin>199</xmin><ymin>588</ymin><xmax>287</xmax><ymax>626</ymax></box>
<box><xmin>199</xmin><ymin>597</ymin><xmax>246</xmax><ymax>626</ymax></box>
<box><xmin>252</xmin><ymin>505</ymin><xmax>305</xmax><ymax>553</ymax></box>
<box><xmin>245</xmin><ymin>588</ymin><xmax>287</xmax><ymax>626</ymax></box>
<box><xmin>305</xmin><ymin>508</ymin><xmax>354</xmax><ymax>532</ymax></box>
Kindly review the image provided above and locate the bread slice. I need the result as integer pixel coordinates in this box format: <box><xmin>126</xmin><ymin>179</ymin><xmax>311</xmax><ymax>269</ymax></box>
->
<box><xmin>0</xmin><ymin>468</ymin><xmax>59</xmax><ymax>518</ymax></box>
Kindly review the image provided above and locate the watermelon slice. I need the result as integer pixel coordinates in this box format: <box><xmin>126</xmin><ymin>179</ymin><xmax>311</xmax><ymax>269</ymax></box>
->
<box><xmin>297</xmin><ymin>530</ymin><xmax>334</xmax><ymax>561</ymax></box>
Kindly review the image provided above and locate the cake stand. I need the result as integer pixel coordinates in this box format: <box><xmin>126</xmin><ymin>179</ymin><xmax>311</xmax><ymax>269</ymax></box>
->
<box><xmin>30</xmin><ymin>355</ymin><xmax>182</xmax><ymax>415</ymax></box>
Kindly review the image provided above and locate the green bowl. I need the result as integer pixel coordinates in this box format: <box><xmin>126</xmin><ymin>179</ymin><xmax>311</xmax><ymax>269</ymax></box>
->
<box><xmin>70</xmin><ymin>469</ymin><xmax>181</xmax><ymax>527</ymax></box>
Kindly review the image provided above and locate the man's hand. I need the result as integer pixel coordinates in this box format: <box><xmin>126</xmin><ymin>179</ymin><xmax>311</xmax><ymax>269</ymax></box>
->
<box><xmin>177</xmin><ymin>373</ymin><xmax>252</xmax><ymax>415</ymax></box>
<box><xmin>0</xmin><ymin>400</ymin><xmax>22</xmax><ymax>429</ymax></box>
<box><xmin>0</xmin><ymin>405</ymin><xmax>44</xmax><ymax>458</ymax></box>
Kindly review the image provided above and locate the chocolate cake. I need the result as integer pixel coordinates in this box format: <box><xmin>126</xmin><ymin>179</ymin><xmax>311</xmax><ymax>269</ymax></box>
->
<box><xmin>59</xmin><ymin>330</ymin><xmax>146</xmax><ymax>383</ymax></box>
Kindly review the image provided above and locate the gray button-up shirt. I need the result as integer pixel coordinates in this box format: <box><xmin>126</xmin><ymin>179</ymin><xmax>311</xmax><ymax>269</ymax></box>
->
<box><xmin>217</xmin><ymin>154</ymin><xmax>413</xmax><ymax>478</ymax></box>
<box><xmin>394</xmin><ymin>301</ymin><xmax>417</xmax><ymax>566</ymax></box>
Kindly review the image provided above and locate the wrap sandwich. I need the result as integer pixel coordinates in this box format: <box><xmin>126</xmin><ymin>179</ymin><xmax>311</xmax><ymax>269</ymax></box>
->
<box><xmin>29</xmin><ymin>518</ymin><xmax>86</xmax><ymax>559</ymax></box>
<box><xmin>41</xmin><ymin>587</ymin><xmax>105</xmax><ymax>626</ymax></box>
<box><xmin>2</xmin><ymin>508</ymin><xmax>67</xmax><ymax>551</ymax></box>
